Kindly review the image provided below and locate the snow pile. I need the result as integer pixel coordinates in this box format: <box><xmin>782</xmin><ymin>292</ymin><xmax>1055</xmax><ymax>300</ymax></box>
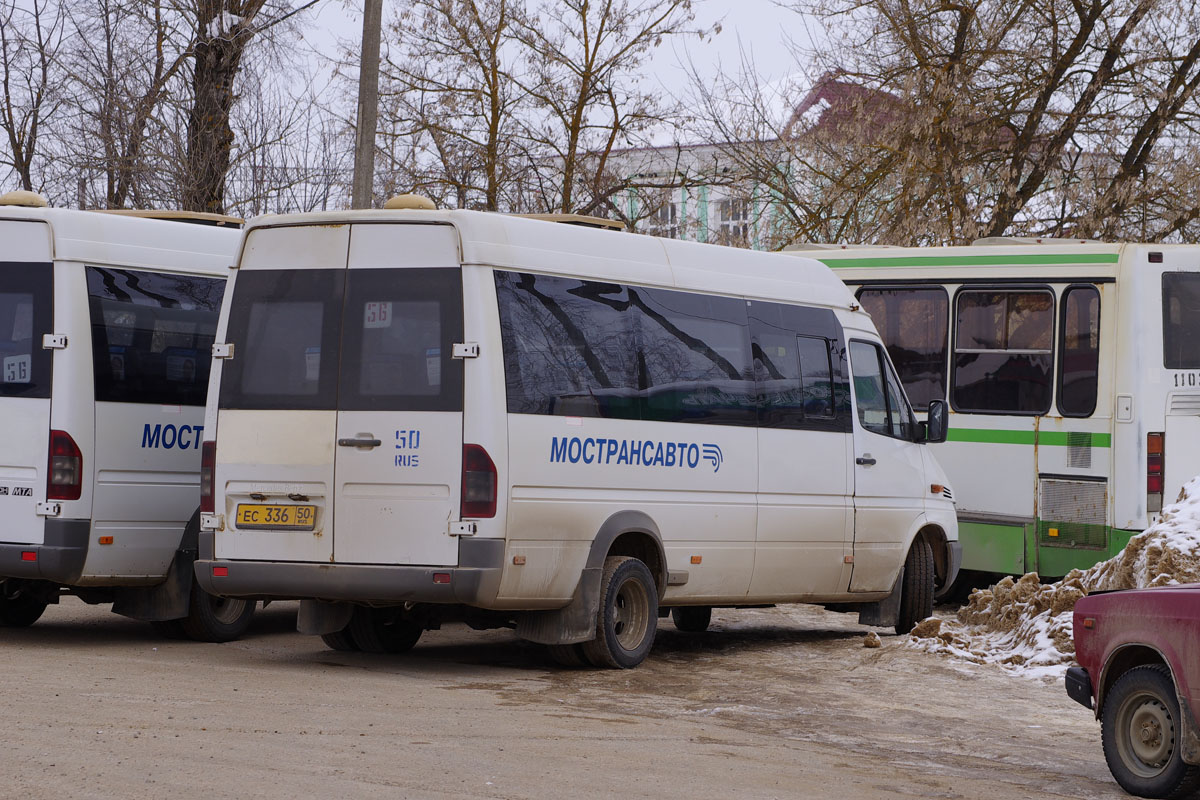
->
<box><xmin>910</xmin><ymin>476</ymin><xmax>1200</xmax><ymax>679</ymax></box>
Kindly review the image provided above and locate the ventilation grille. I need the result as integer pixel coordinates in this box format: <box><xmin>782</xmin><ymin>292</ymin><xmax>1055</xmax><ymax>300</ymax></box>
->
<box><xmin>1169</xmin><ymin>394</ymin><xmax>1200</xmax><ymax>415</ymax></box>
<box><xmin>1038</xmin><ymin>477</ymin><xmax>1108</xmax><ymax>548</ymax></box>
<box><xmin>1066</xmin><ymin>432</ymin><xmax>1092</xmax><ymax>469</ymax></box>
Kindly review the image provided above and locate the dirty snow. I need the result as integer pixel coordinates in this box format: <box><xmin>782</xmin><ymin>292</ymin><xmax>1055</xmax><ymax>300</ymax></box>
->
<box><xmin>910</xmin><ymin>476</ymin><xmax>1200</xmax><ymax>680</ymax></box>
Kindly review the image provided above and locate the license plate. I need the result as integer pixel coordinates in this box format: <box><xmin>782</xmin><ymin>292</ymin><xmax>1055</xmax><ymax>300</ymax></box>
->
<box><xmin>235</xmin><ymin>503</ymin><xmax>316</xmax><ymax>531</ymax></box>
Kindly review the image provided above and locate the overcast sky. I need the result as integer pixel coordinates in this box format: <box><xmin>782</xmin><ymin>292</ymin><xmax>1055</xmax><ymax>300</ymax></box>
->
<box><xmin>299</xmin><ymin>0</ymin><xmax>809</xmax><ymax>94</ymax></box>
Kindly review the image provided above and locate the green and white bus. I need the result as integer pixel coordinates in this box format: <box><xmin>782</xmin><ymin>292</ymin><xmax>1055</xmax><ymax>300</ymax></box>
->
<box><xmin>796</xmin><ymin>239</ymin><xmax>1200</xmax><ymax>587</ymax></box>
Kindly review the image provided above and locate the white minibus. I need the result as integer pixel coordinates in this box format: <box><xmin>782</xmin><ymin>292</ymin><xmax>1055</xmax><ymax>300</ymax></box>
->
<box><xmin>194</xmin><ymin>197</ymin><xmax>958</xmax><ymax>667</ymax></box>
<box><xmin>0</xmin><ymin>191</ymin><xmax>254</xmax><ymax>641</ymax></box>
<box><xmin>804</xmin><ymin>239</ymin><xmax>1200</xmax><ymax>587</ymax></box>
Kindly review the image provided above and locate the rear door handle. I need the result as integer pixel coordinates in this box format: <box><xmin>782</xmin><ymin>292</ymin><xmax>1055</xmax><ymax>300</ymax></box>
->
<box><xmin>338</xmin><ymin>437</ymin><xmax>382</xmax><ymax>448</ymax></box>
<box><xmin>856</xmin><ymin>456</ymin><xmax>877</xmax><ymax>466</ymax></box>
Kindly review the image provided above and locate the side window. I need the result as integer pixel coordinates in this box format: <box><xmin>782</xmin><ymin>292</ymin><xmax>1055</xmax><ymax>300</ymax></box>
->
<box><xmin>749</xmin><ymin>299</ymin><xmax>848</xmax><ymax>431</ymax></box>
<box><xmin>952</xmin><ymin>289</ymin><xmax>1053</xmax><ymax>414</ymax></box>
<box><xmin>495</xmin><ymin>272</ymin><xmax>639</xmax><ymax>419</ymax></box>
<box><xmin>1162</xmin><ymin>273</ymin><xmax>1200</xmax><ymax>368</ymax></box>
<box><xmin>1059</xmin><ymin>286</ymin><xmax>1100</xmax><ymax>417</ymax></box>
<box><xmin>634</xmin><ymin>287</ymin><xmax>754</xmax><ymax>425</ymax></box>
<box><xmin>0</xmin><ymin>262</ymin><xmax>52</xmax><ymax>399</ymax></box>
<box><xmin>87</xmin><ymin>267</ymin><xmax>224</xmax><ymax>406</ymax></box>
<box><xmin>857</xmin><ymin>287</ymin><xmax>948</xmax><ymax>406</ymax></box>
<box><xmin>850</xmin><ymin>340</ymin><xmax>916</xmax><ymax>439</ymax></box>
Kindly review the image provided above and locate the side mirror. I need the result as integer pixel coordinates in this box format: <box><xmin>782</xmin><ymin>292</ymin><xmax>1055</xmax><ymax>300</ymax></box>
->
<box><xmin>924</xmin><ymin>399</ymin><xmax>948</xmax><ymax>443</ymax></box>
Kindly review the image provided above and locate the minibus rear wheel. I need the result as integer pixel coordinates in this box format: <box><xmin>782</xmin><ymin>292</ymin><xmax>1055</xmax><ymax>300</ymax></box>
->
<box><xmin>0</xmin><ymin>589</ymin><xmax>48</xmax><ymax>627</ymax></box>
<box><xmin>180</xmin><ymin>588</ymin><xmax>256</xmax><ymax>643</ymax></box>
<box><xmin>348</xmin><ymin>606</ymin><xmax>422</xmax><ymax>654</ymax></box>
<box><xmin>896</xmin><ymin>538</ymin><xmax>934</xmax><ymax>635</ymax></box>
<box><xmin>320</xmin><ymin>627</ymin><xmax>360</xmax><ymax>651</ymax></box>
<box><xmin>582</xmin><ymin>556</ymin><xmax>658</xmax><ymax>669</ymax></box>
<box><xmin>671</xmin><ymin>606</ymin><xmax>712</xmax><ymax>633</ymax></box>
<box><xmin>546</xmin><ymin>643</ymin><xmax>590</xmax><ymax>667</ymax></box>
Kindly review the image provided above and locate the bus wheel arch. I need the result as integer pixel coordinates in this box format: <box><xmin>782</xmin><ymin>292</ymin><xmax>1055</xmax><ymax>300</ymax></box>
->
<box><xmin>588</xmin><ymin>511</ymin><xmax>667</xmax><ymax>598</ymax></box>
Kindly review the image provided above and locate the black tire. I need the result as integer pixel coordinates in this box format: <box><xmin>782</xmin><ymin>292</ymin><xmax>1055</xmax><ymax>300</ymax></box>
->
<box><xmin>671</xmin><ymin>606</ymin><xmax>712</xmax><ymax>633</ymax></box>
<box><xmin>0</xmin><ymin>591</ymin><xmax>48</xmax><ymax>627</ymax></box>
<box><xmin>895</xmin><ymin>537</ymin><xmax>934</xmax><ymax>635</ymax></box>
<box><xmin>347</xmin><ymin>607</ymin><xmax>422</xmax><ymax>654</ymax></box>
<box><xmin>581</xmin><ymin>556</ymin><xmax>658</xmax><ymax>669</ymax></box>
<box><xmin>320</xmin><ymin>627</ymin><xmax>360</xmax><ymax>652</ymax></box>
<box><xmin>179</xmin><ymin>588</ymin><xmax>256</xmax><ymax>643</ymax></box>
<box><xmin>1102</xmin><ymin>664</ymin><xmax>1200</xmax><ymax>799</ymax></box>
<box><xmin>149</xmin><ymin>619</ymin><xmax>188</xmax><ymax>639</ymax></box>
<box><xmin>546</xmin><ymin>643</ymin><xmax>591</xmax><ymax>668</ymax></box>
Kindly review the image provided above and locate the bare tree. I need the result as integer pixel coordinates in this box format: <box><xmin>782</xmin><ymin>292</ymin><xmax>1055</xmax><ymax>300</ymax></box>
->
<box><xmin>0</xmin><ymin>0</ymin><xmax>65</xmax><ymax>192</ymax></box>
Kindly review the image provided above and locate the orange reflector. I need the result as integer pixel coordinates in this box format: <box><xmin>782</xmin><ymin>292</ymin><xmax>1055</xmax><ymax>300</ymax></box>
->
<box><xmin>98</xmin><ymin>536</ymin><xmax>114</xmax><ymax>545</ymax></box>
<box><xmin>20</xmin><ymin>551</ymin><xmax>36</xmax><ymax>562</ymax></box>
<box><xmin>690</xmin><ymin>555</ymin><xmax>702</xmax><ymax>565</ymax></box>
<box><xmin>212</xmin><ymin>566</ymin><xmax>228</xmax><ymax>577</ymax></box>
<box><xmin>931</xmin><ymin>484</ymin><xmax>944</xmax><ymax>494</ymax></box>
<box><xmin>433</xmin><ymin>573</ymin><xmax>451</xmax><ymax>584</ymax></box>
<box><xmin>512</xmin><ymin>555</ymin><xmax>526</xmax><ymax>566</ymax></box>
<box><xmin>1048</xmin><ymin>528</ymin><xmax>1059</xmax><ymax>537</ymax></box>
<box><xmin>1148</xmin><ymin>433</ymin><xmax>1165</xmax><ymax>455</ymax></box>
<box><xmin>1084</xmin><ymin>618</ymin><xmax>1095</xmax><ymax>629</ymax></box>
<box><xmin>844</xmin><ymin>555</ymin><xmax>854</xmax><ymax>564</ymax></box>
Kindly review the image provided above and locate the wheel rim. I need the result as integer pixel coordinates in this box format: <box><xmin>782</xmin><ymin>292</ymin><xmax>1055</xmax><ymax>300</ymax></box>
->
<box><xmin>1117</xmin><ymin>690</ymin><xmax>1176</xmax><ymax>777</ymax></box>
<box><xmin>612</xmin><ymin>576</ymin><xmax>650</xmax><ymax>652</ymax></box>
<box><xmin>208</xmin><ymin>596</ymin><xmax>249</xmax><ymax>625</ymax></box>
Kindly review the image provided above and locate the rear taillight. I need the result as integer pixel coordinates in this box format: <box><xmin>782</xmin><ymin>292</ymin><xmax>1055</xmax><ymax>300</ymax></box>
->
<box><xmin>461</xmin><ymin>444</ymin><xmax>497</xmax><ymax>518</ymax></box>
<box><xmin>200</xmin><ymin>440</ymin><xmax>216</xmax><ymax>513</ymax></box>
<box><xmin>47</xmin><ymin>430</ymin><xmax>82</xmax><ymax>501</ymax></box>
<box><xmin>1148</xmin><ymin>432</ymin><xmax>1164</xmax><ymax>513</ymax></box>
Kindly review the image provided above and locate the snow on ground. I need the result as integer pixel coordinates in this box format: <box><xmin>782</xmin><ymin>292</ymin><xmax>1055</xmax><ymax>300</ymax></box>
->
<box><xmin>910</xmin><ymin>476</ymin><xmax>1200</xmax><ymax>680</ymax></box>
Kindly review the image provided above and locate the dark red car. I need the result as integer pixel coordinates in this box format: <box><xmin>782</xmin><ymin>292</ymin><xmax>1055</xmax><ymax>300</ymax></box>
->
<box><xmin>1069</xmin><ymin>586</ymin><xmax>1200</xmax><ymax>798</ymax></box>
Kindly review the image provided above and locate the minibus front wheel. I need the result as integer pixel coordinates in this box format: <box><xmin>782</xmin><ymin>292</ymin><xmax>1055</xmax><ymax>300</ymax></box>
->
<box><xmin>582</xmin><ymin>556</ymin><xmax>658</xmax><ymax>669</ymax></box>
<box><xmin>180</xmin><ymin>588</ymin><xmax>256</xmax><ymax>643</ymax></box>
<box><xmin>896</xmin><ymin>538</ymin><xmax>934</xmax><ymax>635</ymax></box>
<box><xmin>0</xmin><ymin>580</ymin><xmax>49</xmax><ymax>627</ymax></box>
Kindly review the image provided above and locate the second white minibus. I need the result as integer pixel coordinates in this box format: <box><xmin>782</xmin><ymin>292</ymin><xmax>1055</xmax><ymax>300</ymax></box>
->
<box><xmin>195</xmin><ymin>198</ymin><xmax>959</xmax><ymax>667</ymax></box>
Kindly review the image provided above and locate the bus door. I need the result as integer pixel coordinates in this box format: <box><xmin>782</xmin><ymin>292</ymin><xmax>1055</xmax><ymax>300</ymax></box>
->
<box><xmin>332</xmin><ymin>225</ymin><xmax>464</xmax><ymax>567</ymax></box>
<box><xmin>847</xmin><ymin>340</ymin><xmax>928</xmax><ymax>592</ymax></box>
<box><xmin>0</xmin><ymin>240</ymin><xmax>53</xmax><ymax>548</ymax></box>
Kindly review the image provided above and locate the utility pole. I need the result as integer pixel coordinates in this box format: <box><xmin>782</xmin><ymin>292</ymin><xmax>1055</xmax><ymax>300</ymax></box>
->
<box><xmin>351</xmin><ymin>0</ymin><xmax>383</xmax><ymax>209</ymax></box>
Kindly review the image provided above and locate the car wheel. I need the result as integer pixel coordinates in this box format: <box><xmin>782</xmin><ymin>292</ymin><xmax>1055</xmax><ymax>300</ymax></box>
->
<box><xmin>671</xmin><ymin>606</ymin><xmax>712</xmax><ymax>633</ymax></box>
<box><xmin>1102</xmin><ymin>664</ymin><xmax>1200</xmax><ymax>799</ymax></box>
<box><xmin>347</xmin><ymin>607</ymin><xmax>422</xmax><ymax>654</ymax></box>
<box><xmin>896</xmin><ymin>537</ymin><xmax>934</xmax><ymax>634</ymax></box>
<box><xmin>180</xmin><ymin>588</ymin><xmax>256</xmax><ymax>643</ymax></box>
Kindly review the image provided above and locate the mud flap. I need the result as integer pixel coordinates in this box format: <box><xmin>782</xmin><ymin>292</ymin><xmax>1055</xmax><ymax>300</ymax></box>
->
<box><xmin>1180</xmin><ymin>687</ymin><xmax>1200</xmax><ymax>765</ymax></box>
<box><xmin>297</xmin><ymin>599</ymin><xmax>355</xmax><ymax>635</ymax></box>
<box><xmin>111</xmin><ymin>548</ymin><xmax>194</xmax><ymax>622</ymax></box>
<box><xmin>858</xmin><ymin>567</ymin><xmax>903</xmax><ymax>628</ymax></box>
<box><xmin>514</xmin><ymin>567</ymin><xmax>601</xmax><ymax>645</ymax></box>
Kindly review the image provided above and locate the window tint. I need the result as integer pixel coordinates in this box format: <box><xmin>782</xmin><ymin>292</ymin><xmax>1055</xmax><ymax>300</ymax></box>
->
<box><xmin>1163</xmin><ymin>273</ymin><xmax>1200</xmax><ymax>368</ymax></box>
<box><xmin>952</xmin><ymin>290</ymin><xmax>1053</xmax><ymax>414</ymax></box>
<box><xmin>0</xmin><ymin>262</ymin><xmax>52</xmax><ymax>398</ymax></box>
<box><xmin>338</xmin><ymin>268</ymin><xmax>463</xmax><ymax>412</ymax></box>
<box><xmin>634</xmin><ymin>287</ymin><xmax>754</xmax><ymax>425</ymax></box>
<box><xmin>87</xmin><ymin>267</ymin><xmax>223</xmax><ymax>406</ymax></box>
<box><xmin>1059</xmin><ymin>287</ymin><xmax>1100</xmax><ymax>417</ymax></box>
<box><xmin>857</xmin><ymin>288</ymin><xmax>947</xmax><ymax>406</ymax></box>
<box><xmin>219</xmin><ymin>269</ymin><xmax>344</xmax><ymax>410</ymax></box>
<box><xmin>495</xmin><ymin>272</ymin><xmax>639</xmax><ymax>419</ymax></box>
<box><xmin>749</xmin><ymin>300</ymin><xmax>849</xmax><ymax>431</ymax></box>
<box><xmin>850</xmin><ymin>340</ymin><xmax>915</xmax><ymax>440</ymax></box>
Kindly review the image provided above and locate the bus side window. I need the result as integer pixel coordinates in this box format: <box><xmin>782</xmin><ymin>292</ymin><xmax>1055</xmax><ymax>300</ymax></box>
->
<box><xmin>857</xmin><ymin>287</ymin><xmax>948</xmax><ymax>406</ymax></box>
<box><xmin>1059</xmin><ymin>286</ymin><xmax>1100</xmax><ymax>417</ymax></box>
<box><xmin>952</xmin><ymin>289</ymin><xmax>1054</xmax><ymax>415</ymax></box>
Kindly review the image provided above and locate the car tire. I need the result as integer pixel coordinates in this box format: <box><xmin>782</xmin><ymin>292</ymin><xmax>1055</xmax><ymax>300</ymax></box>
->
<box><xmin>320</xmin><ymin>627</ymin><xmax>360</xmax><ymax>652</ymax></box>
<box><xmin>671</xmin><ymin>606</ymin><xmax>712</xmax><ymax>633</ymax></box>
<box><xmin>581</xmin><ymin>556</ymin><xmax>658</xmax><ymax>669</ymax></box>
<box><xmin>179</xmin><ymin>588</ymin><xmax>256</xmax><ymax>643</ymax></box>
<box><xmin>546</xmin><ymin>643</ymin><xmax>591</xmax><ymax>668</ymax></box>
<box><xmin>0</xmin><ymin>591</ymin><xmax>48</xmax><ymax>627</ymax></box>
<box><xmin>896</xmin><ymin>537</ymin><xmax>934</xmax><ymax>635</ymax></box>
<box><xmin>1102</xmin><ymin>664</ymin><xmax>1200</xmax><ymax>799</ymax></box>
<box><xmin>347</xmin><ymin>607</ymin><xmax>422</xmax><ymax>654</ymax></box>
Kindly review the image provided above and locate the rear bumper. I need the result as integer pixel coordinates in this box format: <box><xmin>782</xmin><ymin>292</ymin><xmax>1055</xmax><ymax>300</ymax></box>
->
<box><xmin>0</xmin><ymin>519</ymin><xmax>90</xmax><ymax>585</ymax></box>
<box><xmin>194</xmin><ymin>536</ymin><xmax>506</xmax><ymax>606</ymax></box>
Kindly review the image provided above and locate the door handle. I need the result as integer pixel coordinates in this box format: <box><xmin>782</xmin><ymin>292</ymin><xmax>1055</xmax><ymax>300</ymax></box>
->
<box><xmin>338</xmin><ymin>436</ymin><xmax>382</xmax><ymax>448</ymax></box>
<box><xmin>856</xmin><ymin>456</ymin><xmax>877</xmax><ymax>466</ymax></box>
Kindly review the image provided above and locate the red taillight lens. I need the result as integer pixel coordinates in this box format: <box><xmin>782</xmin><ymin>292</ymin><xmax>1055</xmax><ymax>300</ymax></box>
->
<box><xmin>461</xmin><ymin>444</ymin><xmax>497</xmax><ymax>519</ymax></box>
<box><xmin>1148</xmin><ymin>432</ymin><xmax>1165</xmax><ymax>510</ymax></box>
<box><xmin>200</xmin><ymin>440</ymin><xmax>216</xmax><ymax>513</ymax></box>
<box><xmin>47</xmin><ymin>430</ymin><xmax>82</xmax><ymax>501</ymax></box>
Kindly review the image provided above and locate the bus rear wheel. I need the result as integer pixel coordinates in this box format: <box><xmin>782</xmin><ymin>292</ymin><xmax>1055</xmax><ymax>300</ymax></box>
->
<box><xmin>0</xmin><ymin>587</ymin><xmax>48</xmax><ymax>627</ymax></box>
<box><xmin>582</xmin><ymin>556</ymin><xmax>658</xmax><ymax>669</ymax></box>
<box><xmin>348</xmin><ymin>607</ymin><xmax>423</xmax><ymax>654</ymax></box>
<box><xmin>180</xmin><ymin>588</ymin><xmax>256</xmax><ymax>643</ymax></box>
<box><xmin>671</xmin><ymin>606</ymin><xmax>712</xmax><ymax>633</ymax></box>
